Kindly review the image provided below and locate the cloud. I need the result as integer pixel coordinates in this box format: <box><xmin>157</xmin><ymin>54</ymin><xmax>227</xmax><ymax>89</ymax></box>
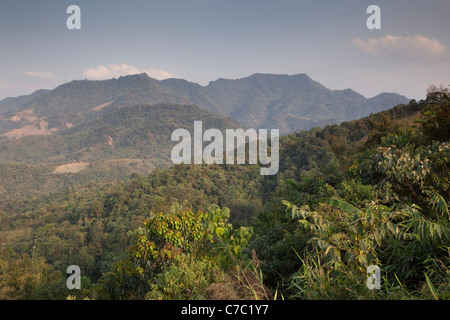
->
<box><xmin>353</xmin><ymin>34</ymin><xmax>447</xmax><ymax>59</ymax></box>
<box><xmin>24</xmin><ymin>70</ymin><xmax>58</xmax><ymax>79</ymax></box>
<box><xmin>82</xmin><ymin>64</ymin><xmax>140</xmax><ymax>80</ymax></box>
<box><xmin>142</xmin><ymin>68</ymin><xmax>178</xmax><ymax>80</ymax></box>
<box><xmin>82</xmin><ymin>63</ymin><xmax>178</xmax><ymax>80</ymax></box>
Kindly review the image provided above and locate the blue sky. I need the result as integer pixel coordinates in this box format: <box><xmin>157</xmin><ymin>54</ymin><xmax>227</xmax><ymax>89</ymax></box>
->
<box><xmin>0</xmin><ymin>0</ymin><xmax>449</xmax><ymax>100</ymax></box>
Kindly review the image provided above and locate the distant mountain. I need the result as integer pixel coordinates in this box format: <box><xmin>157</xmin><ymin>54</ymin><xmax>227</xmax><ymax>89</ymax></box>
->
<box><xmin>0</xmin><ymin>73</ymin><xmax>409</xmax><ymax>136</ymax></box>
<box><xmin>161</xmin><ymin>73</ymin><xmax>410</xmax><ymax>134</ymax></box>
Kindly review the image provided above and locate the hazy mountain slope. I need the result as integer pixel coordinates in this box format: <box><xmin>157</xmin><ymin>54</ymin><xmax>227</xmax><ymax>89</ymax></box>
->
<box><xmin>0</xmin><ymin>89</ymin><xmax>50</xmax><ymax>116</ymax></box>
<box><xmin>160</xmin><ymin>73</ymin><xmax>408</xmax><ymax>133</ymax></box>
<box><xmin>202</xmin><ymin>74</ymin><xmax>409</xmax><ymax>133</ymax></box>
<box><xmin>18</xmin><ymin>74</ymin><xmax>188</xmax><ymax>117</ymax></box>
<box><xmin>0</xmin><ymin>73</ymin><xmax>409</xmax><ymax>136</ymax></box>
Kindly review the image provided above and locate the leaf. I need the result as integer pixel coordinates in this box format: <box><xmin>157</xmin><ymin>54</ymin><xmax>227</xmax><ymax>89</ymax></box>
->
<box><xmin>425</xmin><ymin>274</ymin><xmax>439</xmax><ymax>300</ymax></box>
<box><xmin>215</xmin><ymin>227</ymin><xmax>224</xmax><ymax>237</ymax></box>
<box><xmin>373</xmin><ymin>231</ymin><xmax>382</xmax><ymax>245</ymax></box>
<box><xmin>325</xmin><ymin>245</ymin><xmax>335</xmax><ymax>256</ymax></box>
<box><xmin>320</xmin><ymin>198</ymin><xmax>361</xmax><ymax>215</ymax></box>
<box><xmin>431</xmin><ymin>193</ymin><xmax>449</xmax><ymax>221</ymax></box>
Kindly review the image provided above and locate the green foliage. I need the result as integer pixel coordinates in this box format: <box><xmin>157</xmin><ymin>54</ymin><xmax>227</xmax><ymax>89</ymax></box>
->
<box><xmin>130</xmin><ymin>206</ymin><xmax>211</xmax><ymax>273</ymax></box>
<box><xmin>250</xmin><ymin>89</ymin><xmax>449</xmax><ymax>299</ymax></box>
<box><xmin>339</xmin><ymin>180</ymin><xmax>375</xmax><ymax>207</ymax></box>
<box><xmin>0</xmin><ymin>252</ymin><xmax>77</xmax><ymax>300</ymax></box>
<box><xmin>98</xmin><ymin>204</ymin><xmax>253</xmax><ymax>299</ymax></box>
<box><xmin>145</xmin><ymin>253</ymin><xmax>223</xmax><ymax>300</ymax></box>
<box><xmin>281</xmin><ymin>199</ymin><xmax>449</xmax><ymax>299</ymax></box>
<box><xmin>418</xmin><ymin>85</ymin><xmax>450</xmax><ymax>143</ymax></box>
<box><xmin>357</xmin><ymin>140</ymin><xmax>449</xmax><ymax>208</ymax></box>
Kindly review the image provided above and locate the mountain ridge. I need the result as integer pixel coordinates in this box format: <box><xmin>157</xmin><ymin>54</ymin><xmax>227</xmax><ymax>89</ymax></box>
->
<box><xmin>0</xmin><ymin>73</ymin><xmax>410</xmax><ymax>136</ymax></box>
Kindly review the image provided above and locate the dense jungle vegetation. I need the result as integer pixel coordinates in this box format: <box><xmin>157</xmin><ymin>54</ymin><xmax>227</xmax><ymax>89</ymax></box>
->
<box><xmin>0</xmin><ymin>86</ymin><xmax>448</xmax><ymax>300</ymax></box>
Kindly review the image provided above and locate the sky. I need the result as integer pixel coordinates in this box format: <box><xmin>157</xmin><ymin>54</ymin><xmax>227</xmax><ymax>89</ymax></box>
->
<box><xmin>0</xmin><ymin>0</ymin><xmax>449</xmax><ymax>101</ymax></box>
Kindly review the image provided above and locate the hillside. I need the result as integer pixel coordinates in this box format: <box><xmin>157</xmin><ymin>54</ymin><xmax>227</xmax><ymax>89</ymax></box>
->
<box><xmin>0</xmin><ymin>104</ymin><xmax>242</xmax><ymax>203</ymax></box>
<box><xmin>0</xmin><ymin>73</ymin><xmax>409</xmax><ymax>136</ymax></box>
<box><xmin>195</xmin><ymin>74</ymin><xmax>408</xmax><ymax>133</ymax></box>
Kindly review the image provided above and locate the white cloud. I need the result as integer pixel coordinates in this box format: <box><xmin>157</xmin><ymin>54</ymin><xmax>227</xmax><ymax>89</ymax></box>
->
<box><xmin>24</xmin><ymin>70</ymin><xmax>58</xmax><ymax>79</ymax></box>
<box><xmin>142</xmin><ymin>68</ymin><xmax>178</xmax><ymax>80</ymax></box>
<box><xmin>82</xmin><ymin>64</ymin><xmax>140</xmax><ymax>80</ymax></box>
<box><xmin>82</xmin><ymin>63</ymin><xmax>178</xmax><ymax>80</ymax></box>
<box><xmin>353</xmin><ymin>34</ymin><xmax>447</xmax><ymax>59</ymax></box>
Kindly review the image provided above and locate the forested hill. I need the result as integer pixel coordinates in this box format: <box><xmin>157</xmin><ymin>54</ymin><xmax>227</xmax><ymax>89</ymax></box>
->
<box><xmin>0</xmin><ymin>73</ymin><xmax>408</xmax><ymax>136</ymax></box>
<box><xmin>0</xmin><ymin>104</ymin><xmax>242</xmax><ymax>203</ymax></box>
<box><xmin>0</xmin><ymin>87</ymin><xmax>447</xmax><ymax>300</ymax></box>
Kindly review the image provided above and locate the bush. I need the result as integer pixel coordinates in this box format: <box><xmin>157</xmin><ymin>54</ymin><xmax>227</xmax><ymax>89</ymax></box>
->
<box><xmin>145</xmin><ymin>253</ymin><xmax>222</xmax><ymax>300</ymax></box>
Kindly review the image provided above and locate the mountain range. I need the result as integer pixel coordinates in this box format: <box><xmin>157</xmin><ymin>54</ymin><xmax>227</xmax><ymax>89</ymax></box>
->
<box><xmin>0</xmin><ymin>73</ymin><xmax>409</xmax><ymax>137</ymax></box>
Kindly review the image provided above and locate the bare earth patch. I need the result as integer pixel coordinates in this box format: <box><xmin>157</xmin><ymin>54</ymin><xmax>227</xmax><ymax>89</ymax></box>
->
<box><xmin>9</xmin><ymin>110</ymin><xmax>37</xmax><ymax>122</ymax></box>
<box><xmin>53</xmin><ymin>162</ymin><xmax>89</xmax><ymax>174</ymax></box>
<box><xmin>92</xmin><ymin>100</ymin><xmax>114</xmax><ymax>111</ymax></box>
<box><xmin>1</xmin><ymin>119</ymin><xmax>57</xmax><ymax>139</ymax></box>
<box><xmin>106</xmin><ymin>135</ymin><xmax>114</xmax><ymax>146</ymax></box>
